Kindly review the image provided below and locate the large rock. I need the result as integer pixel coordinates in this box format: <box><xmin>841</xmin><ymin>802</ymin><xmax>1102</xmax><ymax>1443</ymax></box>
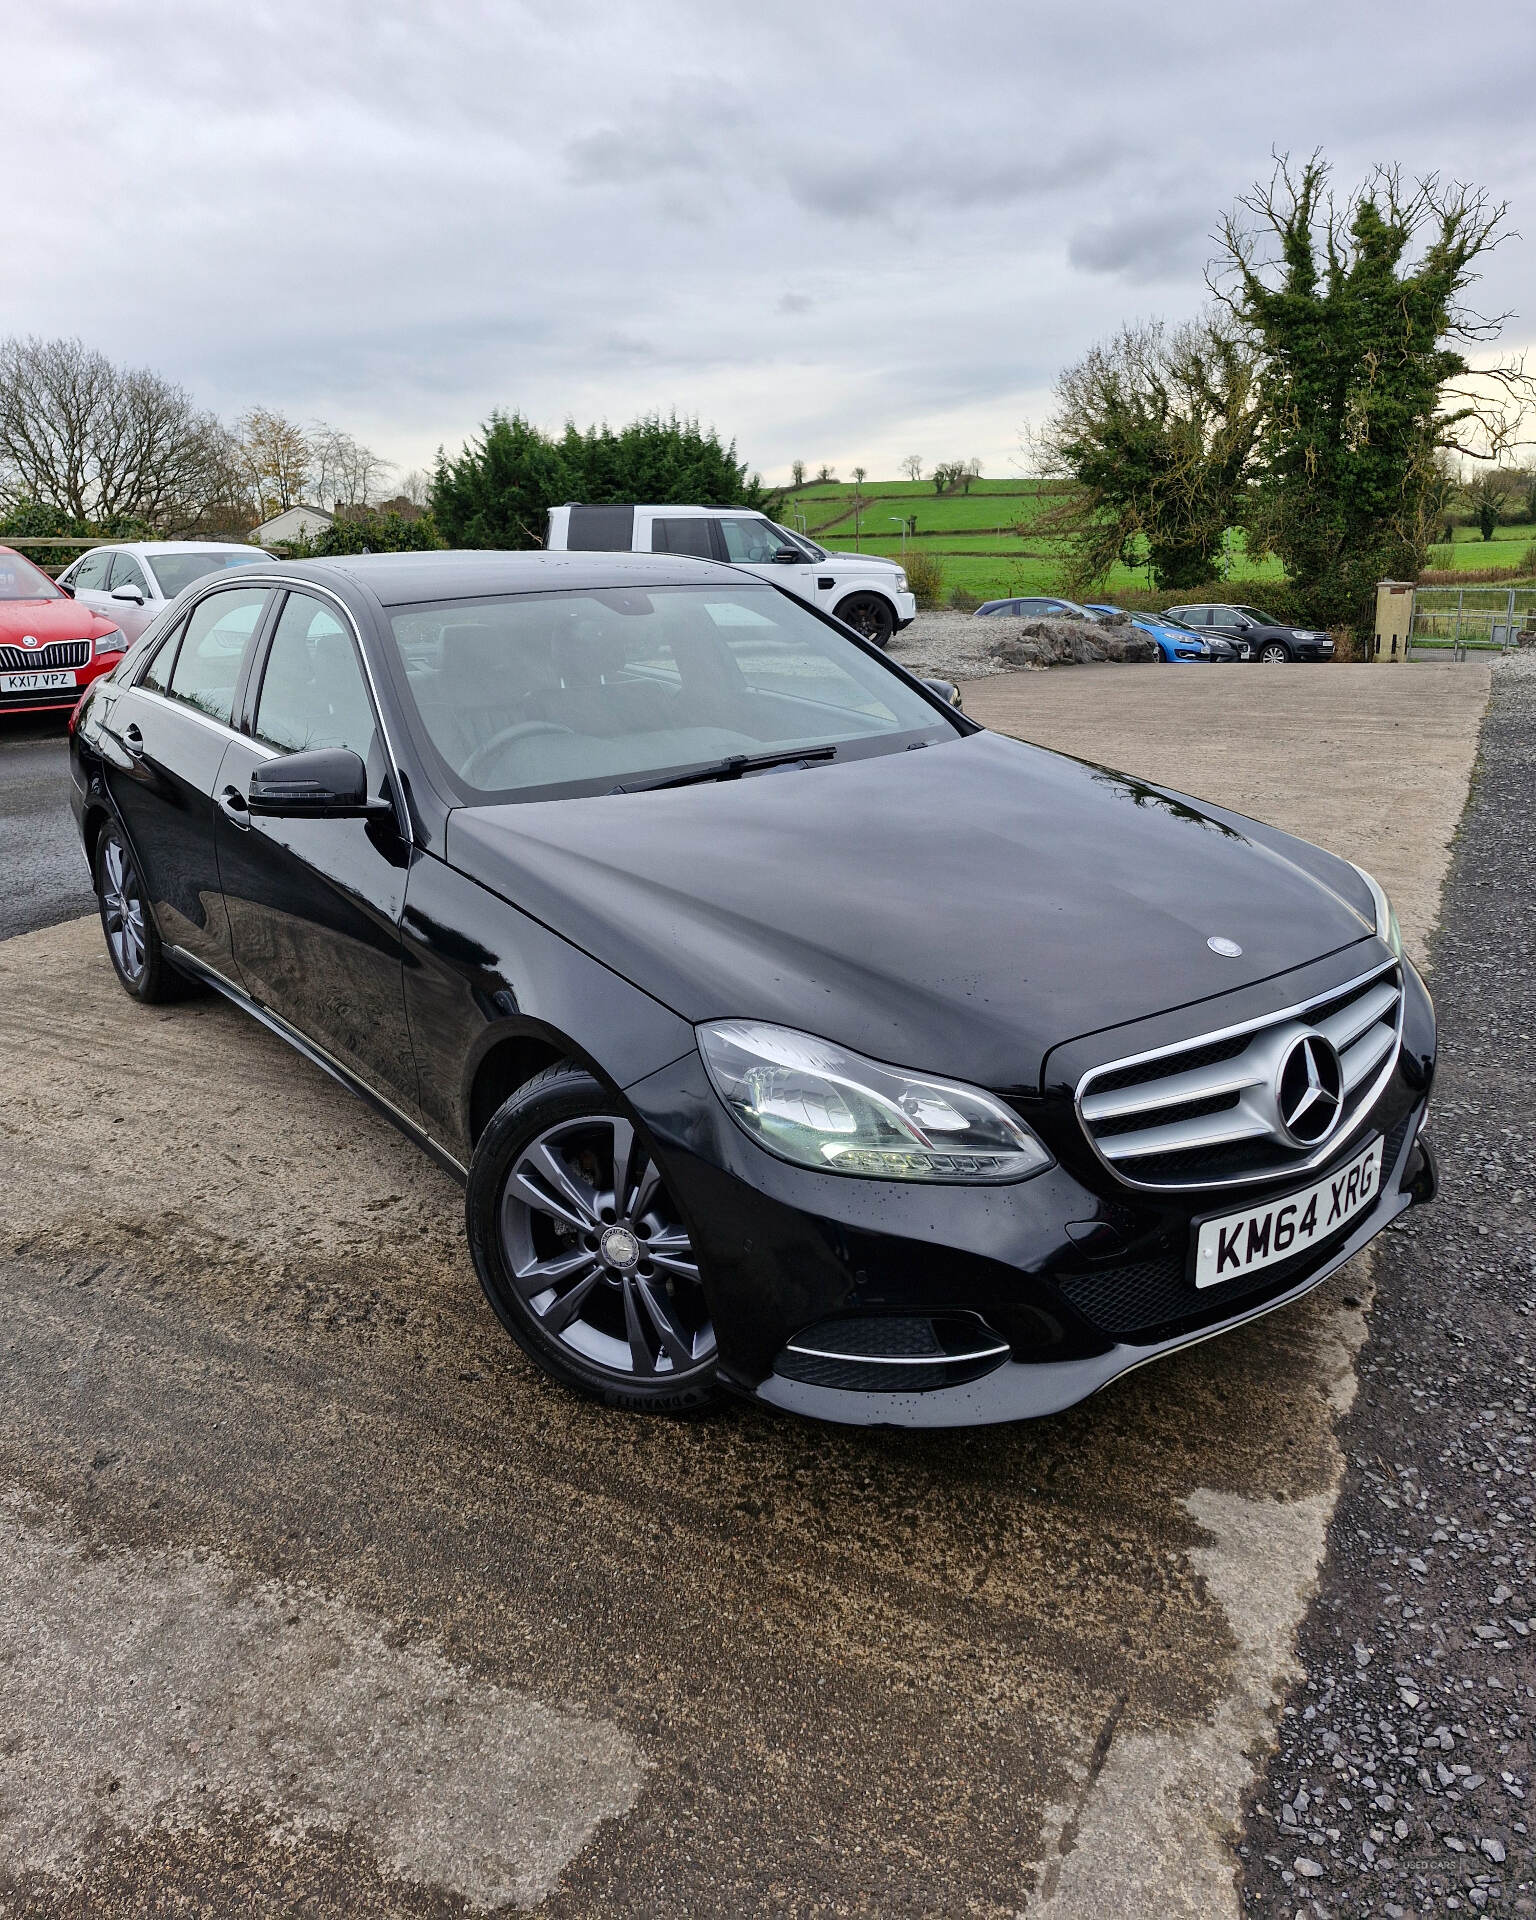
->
<box><xmin>986</xmin><ymin>616</ymin><xmax>1156</xmax><ymax>669</ymax></box>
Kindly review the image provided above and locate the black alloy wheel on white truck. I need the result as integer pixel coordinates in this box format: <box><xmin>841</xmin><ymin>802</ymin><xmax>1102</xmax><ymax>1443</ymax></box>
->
<box><xmin>834</xmin><ymin>593</ymin><xmax>896</xmax><ymax>648</ymax></box>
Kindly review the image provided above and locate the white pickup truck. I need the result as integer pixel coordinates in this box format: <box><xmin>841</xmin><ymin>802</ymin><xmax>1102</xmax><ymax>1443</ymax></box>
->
<box><xmin>545</xmin><ymin>503</ymin><xmax>917</xmax><ymax>647</ymax></box>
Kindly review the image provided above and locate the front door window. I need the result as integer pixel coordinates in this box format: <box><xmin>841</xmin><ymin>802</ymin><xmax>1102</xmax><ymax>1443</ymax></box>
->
<box><xmin>254</xmin><ymin>593</ymin><xmax>378</xmax><ymax>763</ymax></box>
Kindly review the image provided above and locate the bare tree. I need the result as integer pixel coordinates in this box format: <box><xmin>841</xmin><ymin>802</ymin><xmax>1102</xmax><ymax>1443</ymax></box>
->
<box><xmin>790</xmin><ymin>459</ymin><xmax>806</xmax><ymax>488</ymax></box>
<box><xmin>0</xmin><ymin>335</ymin><xmax>234</xmax><ymax>530</ymax></box>
<box><xmin>851</xmin><ymin>465</ymin><xmax>867</xmax><ymax>488</ymax></box>
<box><xmin>234</xmin><ymin>407</ymin><xmax>312</xmax><ymax>517</ymax></box>
<box><xmin>900</xmin><ymin>454</ymin><xmax>924</xmax><ymax>482</ymax></box>
<box><xmin>311</xmin><ymin>422</ymin><xmax>391</xmax><ymax>510</ymax></box>
<box><xmin>399</xmin><ymin>468</ymin><xmax>432</xmax><ymax>508</ymax></box>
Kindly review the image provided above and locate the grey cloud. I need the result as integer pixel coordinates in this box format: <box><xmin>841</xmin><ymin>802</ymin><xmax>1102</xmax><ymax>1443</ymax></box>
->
<box><xmin>3</xmin><ymin>0</ymin><xmax>1533</xmax><ymax>488</ymax></box>
<box><xmin>1068</xmin><ymin>208</ymin><xmax>1216</xmax><ymax>282</ymax></box>
<box><xmin>781</xmin><ymin>139</ymin><xmax>1135</xmax><ymax>223</ymax></box>
<box><xmin>565</xmin><ymin>127</ymin><xmax>712</xmax><ymax>187</ymax></box>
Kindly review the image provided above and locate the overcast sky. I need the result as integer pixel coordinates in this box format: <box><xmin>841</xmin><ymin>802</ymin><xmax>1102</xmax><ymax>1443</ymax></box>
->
<box><xmin>8</xmin><ymin>0</ymin><xmax>1536</xmax><ymax>487</ymax></box>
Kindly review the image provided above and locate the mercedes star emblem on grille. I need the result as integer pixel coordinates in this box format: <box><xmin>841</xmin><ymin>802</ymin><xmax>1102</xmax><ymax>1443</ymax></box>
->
<box><xmin>1275</xmin><ymin>1033</ymin><xmax>1344</xmax><ymax>1146</ymax></box>
<box><xmin>1206</xmin><ymin>934</ymin><xmax>1243</xmax><ymax>957</ymax></box>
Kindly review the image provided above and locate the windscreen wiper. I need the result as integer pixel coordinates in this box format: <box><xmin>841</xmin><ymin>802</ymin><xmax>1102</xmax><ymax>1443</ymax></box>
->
<box><xmin>613</xmin><ymin>745</ymin><xmax>838</xmax><ymax>794</ymax></box>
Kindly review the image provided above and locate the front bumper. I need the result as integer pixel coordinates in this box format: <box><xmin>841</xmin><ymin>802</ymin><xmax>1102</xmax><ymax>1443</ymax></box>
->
<box><xmin>622</xmin><ymin>959</ymin><xmax>1435</xmax><ymax>1427</ymax></box>
<box><xmin>756</xmin><ymin>1117</ymin><xmax>1431</xmax><ymax>1425</ymax></box>
<box><xmin>0</xmin><ymin>656</ymin><xmax>118</xmax><ymax>717</ymax></box>
<box><xmin>894</xmin><ymin>590</ymin><xmax>918</xmax><ymax>629</ymax></box>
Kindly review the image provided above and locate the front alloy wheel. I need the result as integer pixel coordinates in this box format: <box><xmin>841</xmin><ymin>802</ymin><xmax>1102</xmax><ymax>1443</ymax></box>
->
<box><xmin>467</xmin><ymin>1064</ymin><xmax>721</xmax><ymax>1413</ymax></box>
<box><xmin>1258</xmin><ymin>641</ymin><xmax>1291</xmax><ymax>663</ymax></box>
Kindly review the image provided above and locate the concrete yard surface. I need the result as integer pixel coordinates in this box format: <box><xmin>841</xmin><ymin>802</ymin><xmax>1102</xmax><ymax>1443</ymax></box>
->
<box><xmin>0</xmin><ymin>659</ymin><xmax>1490</xmax><ymax>1916</ymax></box>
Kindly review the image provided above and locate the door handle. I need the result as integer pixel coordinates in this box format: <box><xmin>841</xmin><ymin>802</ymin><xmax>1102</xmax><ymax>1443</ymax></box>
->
<box><xmin>217</xmin><ymin>784</ymin><xmax>251</xmax><ymax>831</ymax></box>
<box><xmin>123</xmin><ymin>722</ymin><xmax>144</xmax><ymax>758</ymax></box>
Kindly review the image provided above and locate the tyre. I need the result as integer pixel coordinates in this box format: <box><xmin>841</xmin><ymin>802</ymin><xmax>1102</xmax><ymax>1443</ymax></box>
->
<box><xmin>1257</xmin><ymin>641</ymin><xmax>1291</xmax><ymax>663</ymax></box>
<box><xmin>834</xmin><ymin>592</ymin><xmax>896</xmax><ymax>648</ymax></box>
<box><xmin>466</xmin><ymin>1063</ymin><xmax>723</xmax><ymax>1414</ymax></box>
<box><xmin>93</xmin><ymin>822</ymin><xmax>186</xmax><ymax>1004</ymax></box>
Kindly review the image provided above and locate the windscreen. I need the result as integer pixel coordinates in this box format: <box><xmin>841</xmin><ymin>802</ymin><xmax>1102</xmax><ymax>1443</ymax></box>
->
<box><xmin>1236</xmin><ymin>606</ymin><xmax>1278</xmax><ymax>625</ymax></box>
<box><xmin>389</xmin><ymin>583</ymin><xmax>954</xmax><ymax>801</ymax></box>
<box><xmin>146</xmin><ymin>551</ymin><xmax>269</xmax><ymax>598</ymax></box>
<box><xmin>0</xmin><ymin>552</ymin><xmax>63</xmax><ymax>600</ymax></box>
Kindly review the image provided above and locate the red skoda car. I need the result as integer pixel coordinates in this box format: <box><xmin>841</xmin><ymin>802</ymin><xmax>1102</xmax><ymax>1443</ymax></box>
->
<box><xmin>0</xmin><ymin>546</ymin><xmax>128</xmax><ymax>718</ymax></box>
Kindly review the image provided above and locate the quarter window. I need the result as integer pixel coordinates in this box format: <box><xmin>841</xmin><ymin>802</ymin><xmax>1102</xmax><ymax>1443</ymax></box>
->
<box><xmin>165</xmin><ymin>587</ymin><xmax>268</xmax><ymax>725</ymax></box>
<box><xmin>254</xmin><ymin>593</ymin><xmax>377</xmax><ymax>761</ymax></box>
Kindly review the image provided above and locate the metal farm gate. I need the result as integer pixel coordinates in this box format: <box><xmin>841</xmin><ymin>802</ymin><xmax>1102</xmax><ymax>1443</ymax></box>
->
<box><xmin>1408</xmin><ymin>585</ymin><xmax>1536</xmax><ymax>659</ymax></box>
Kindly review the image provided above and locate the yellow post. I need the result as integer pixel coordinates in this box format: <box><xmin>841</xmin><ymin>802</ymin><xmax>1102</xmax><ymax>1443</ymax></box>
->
<box><xmin>1373</xmin><ymin>581</ymin><xmax>1414</xmax><ymax>662</ymax></box>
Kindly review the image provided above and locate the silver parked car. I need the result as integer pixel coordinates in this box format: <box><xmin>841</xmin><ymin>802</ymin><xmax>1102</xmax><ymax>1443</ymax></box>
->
<box><xmin>58</xmin><ymin>541</ymin><xmax>273</xmax><ymax>644</ymax></box>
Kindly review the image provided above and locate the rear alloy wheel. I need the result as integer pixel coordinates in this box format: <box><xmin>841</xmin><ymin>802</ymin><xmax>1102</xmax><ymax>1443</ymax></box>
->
<box><xmin>94</xmin><ymin>823</ymin><xmax>184</xmax><ymax>1003</ymax></box>
<box><xmin>834</xmin><ymin>592</ymin><xmax>896</xmax><ymax>648</ymax></box>
<box><xmin>1258</xmin><ymin>641</ymin><xmax>1291</xmax><ymax>663</ymax></box>
<box><xmin>467</xmin><ymin>1064</ymin><xmax>722</xmax><ymax>1413</ymax></box>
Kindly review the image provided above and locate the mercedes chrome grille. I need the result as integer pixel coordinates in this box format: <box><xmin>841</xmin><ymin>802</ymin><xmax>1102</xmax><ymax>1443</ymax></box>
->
<box><xmin>1076</xmin><ymin>960</ymin><xmax>1405</xmax><ymax>1191</ymax></box>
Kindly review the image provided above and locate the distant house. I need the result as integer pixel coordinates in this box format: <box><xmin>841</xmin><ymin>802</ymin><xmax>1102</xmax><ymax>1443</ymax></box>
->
<box><xmin>252</xmin><ymin>504</ymin><xmax>333</xmax><ymax>546</ymax></box>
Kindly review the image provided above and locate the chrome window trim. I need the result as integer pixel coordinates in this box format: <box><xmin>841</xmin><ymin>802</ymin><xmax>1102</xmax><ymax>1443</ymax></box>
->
<box><xmin>134</xmin><ymin>684</ymin><xmax>278</xmax><ymax>755</ymax></box>
<box><xmin>1074</xmin><ymin>956</ymin><xmax>1406</xmax><ymax>1193</ymax></box>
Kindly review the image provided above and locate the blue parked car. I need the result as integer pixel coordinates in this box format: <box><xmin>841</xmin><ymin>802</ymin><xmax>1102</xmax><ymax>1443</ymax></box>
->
<box><xmin>1085</xmin><ymin>606</ymin><xmax>1209</xmax><ymax>662</ymax></box>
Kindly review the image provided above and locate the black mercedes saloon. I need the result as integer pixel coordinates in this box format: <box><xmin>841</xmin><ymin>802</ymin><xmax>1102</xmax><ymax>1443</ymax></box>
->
<box><xmin>69</xmin><ymin>551</ymin><xmax>1436</xmax><ymax>1426</ymax></box>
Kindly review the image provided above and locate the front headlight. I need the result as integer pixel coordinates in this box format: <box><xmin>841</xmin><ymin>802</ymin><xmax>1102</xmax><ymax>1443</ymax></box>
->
<box><xmin>697</xmin><ymin>1021</ymin><xmax>1053</xmax><ymax>1182</ymax></box>
<box><xmin>894</xmin><ymin>570</ymin><xmax>908</xmax><ymax>593</ymax></box>
<box><xmin>94</xmin><ymin>627</ymin><xmax>126</xmax><ymax>657</ymax></box>
<box><xmin>1350</xmin><ymin>863</ymin><xmax>1403</xmax><ymax>958</ymax></box>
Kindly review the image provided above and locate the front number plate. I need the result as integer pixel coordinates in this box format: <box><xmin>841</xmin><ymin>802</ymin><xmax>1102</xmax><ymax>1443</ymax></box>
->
<box><xmin>1194</xmin><ymin>1138</ymin><xmax>1381</xmax><ymax>1288</ymax></box>
<box><xmin>0</xmin><ymin>670</ymin><xmax>76</xmax><ymax>692</ymax></box>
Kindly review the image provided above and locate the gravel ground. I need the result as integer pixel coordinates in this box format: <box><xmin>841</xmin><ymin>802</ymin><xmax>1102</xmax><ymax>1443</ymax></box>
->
<box><xmin>889</xmin><ymin>608</ymin><xmax>1029</xmax><ymax>679</ymax></box>
<box><xmin>1237</xmin><ymin>651</ymin><xmax>1536</xmax><ymax>1918</ymax></box>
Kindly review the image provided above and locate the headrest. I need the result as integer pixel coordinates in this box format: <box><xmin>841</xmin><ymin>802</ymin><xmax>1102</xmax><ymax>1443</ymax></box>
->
<box><xmin>440</xmin><ymin>621</ymin><xmax>553</xmax><ymax>699</ymax></box>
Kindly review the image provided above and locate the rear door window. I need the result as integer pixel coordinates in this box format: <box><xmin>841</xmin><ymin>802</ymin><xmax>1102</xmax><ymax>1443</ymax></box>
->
<box><xmin>72</xmin><ymin>550</ymin><xmax>111</xmax><ymax>591</ymax></box>
<box><xmin>166</xmin><ymin>587</ymin><xmax>269</xmax><ymax>725</ymax></box>
<box><xmin>651</xmin><ymin>518</ymin><xmax>718</xmax><ymax>560</ymax></box>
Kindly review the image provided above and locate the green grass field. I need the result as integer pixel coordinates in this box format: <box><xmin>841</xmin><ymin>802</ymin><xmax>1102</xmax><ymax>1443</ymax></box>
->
<box><xmin>770</xmin><ymin>477</ymin><xmax>1536</xmax><ymax>602</ymax></box>
<box><xmin>772</xmin><ymin>478</ymin><xmax>1275</xmax><ymax>601</ymax></box>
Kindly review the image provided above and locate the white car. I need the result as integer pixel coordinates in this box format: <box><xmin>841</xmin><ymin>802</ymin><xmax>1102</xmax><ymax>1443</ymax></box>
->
<box><xmin>58</xmin><ymin>541</ymin><xmax>274</xmax><ymax>645</ymax></box>
<box><xmin>546</xmin><ymin>504</ymin><xmax>917</xmax><ymax>646</ymax></box>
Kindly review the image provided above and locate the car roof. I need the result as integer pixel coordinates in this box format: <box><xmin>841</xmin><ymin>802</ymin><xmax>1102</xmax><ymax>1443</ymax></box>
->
<box><xmin>252</xmin><ymin>548</ymin><xmax>756</xmax><ymax>607</ymax></box>
<box><xmin>112</xmin><ymin>540</ymin><xmax>270</xmax><ymax>557</ymax></box>
<box><xmin>562</xmin><ymin>504</ymin><xmax>764</xmax><ymax>520</ymax></box>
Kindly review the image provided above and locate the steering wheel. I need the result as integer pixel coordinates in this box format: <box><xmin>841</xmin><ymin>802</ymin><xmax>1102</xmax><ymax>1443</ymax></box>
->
<box><xmin>461</xmin><ymin>720</ymin><xmax>575</xmax><ymax>785</ymax></box>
